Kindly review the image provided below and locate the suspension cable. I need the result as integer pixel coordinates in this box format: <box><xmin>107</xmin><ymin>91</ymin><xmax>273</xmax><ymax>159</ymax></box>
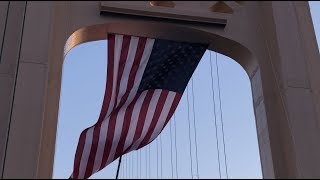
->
<box><xmin>145</xmin><ymin>147</ymin><xmax>148</xmax><ymax>178</ymax></box>
<box><xmin>136</xmin><ymin>151</ymin><xmax>138</xmax><ymax>179</ymax></box>
<box><xmin>126</xmin><ymin>154</ymin><xmax>129</xmax><ymax>179</ymax></box>
<box><xmin>129</xmin><ymin>153</ymin><xmax>131</xmax><ymax>179</ymax></box>
<box><xmin>121</xmin><ymin>156</ymin><xmax>123</xmax><ymax>179</ymax></box>
<box><xmin>139</xmin><ymin>149</ymin><xmax>142</xmax><ymax>179</ymax></box>
<box><xmin>215</xmin><ymin>52</ymin><xmax>229</xmax><ymax>178</ymax></box>
<box><xmin>157</xmin><ymin>138</ymin><xmax>159</xmax><ymax>179</ymax></box>
<box><xmin>170</xmin><ymin>119</ymin><xmax>174</xmax><ymax>179</ymax></box>
<box><xmin>209</xmin><ymin>51</ymin><xmax>222</xmax><ymax>179</ymax></box>
<box><xmin>148</xmin><ymin>145</ymin><xmax>151</xmax><ymax>178</ymax></box>
<box><xmin>160</xmin><ymin>134</ymin><xmax>163</xmax><ymax>179</ymax></box>
<box><xmin>191</xmin><ymin>78</ymin><xmax>200</xmax><ymax>179</ymax></box>
<box><xmin>131</xmin><ymin>152</ymin><xmax>133</xmax><ymax>179</ymax></box>
<box><xmin>116</xmin><ymin>156</ymin><xmax>122</xmax><ymax>179</ymax></box>
<box><xmin>127</xmin><ymin>154</ymin><xmax>129</xmax><ymax>179</ymax></box>
<box><xmin>124</xmin><ymin>156</ymin><xmax>126</xmax><ymax>179</ymax></box>
<box><xmin>173</xmin><ymin>114</ymin><xmax>179</xmax><ymax>179</ymax></box>
<box><xmin>129</xmin><ymin>154</ymin><xmax>131</xmax><ymax>179</ymax></box>
<box><xmin>186</xmin><ymin>86</ymin><xmax>194</xmax><ymax>178</ymax></box>
<box><xmin>131</xmin><ymin>153</ymin><xmax>133</xmax><ymax>179</ymax></box>
<box><xmin>122</xmin><ymin>155</ymin><xmax>124</xmax><ymax>179</ymax></box>
<box><xmin>121</xmin><ymin>156</ymin><xmax>124</xmax><ymax>179</ymax></box>
<box><xmin>124</xmin><ymin>155</ymin><xmax>126</xmax><ymax>179</ymax></box>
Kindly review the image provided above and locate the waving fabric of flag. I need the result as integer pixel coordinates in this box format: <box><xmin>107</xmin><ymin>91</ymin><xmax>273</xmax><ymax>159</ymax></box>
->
<box><xmin>70</xmin><ymin>33</ymin><xmax>207</xmax><ymax>179</ymax></box>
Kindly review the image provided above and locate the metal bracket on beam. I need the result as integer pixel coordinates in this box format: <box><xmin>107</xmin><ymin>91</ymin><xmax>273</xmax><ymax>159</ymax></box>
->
<box><xmin>99</xmin><ymin>1</ymin><xmax>229</xmax><ymax>26</ymax></box>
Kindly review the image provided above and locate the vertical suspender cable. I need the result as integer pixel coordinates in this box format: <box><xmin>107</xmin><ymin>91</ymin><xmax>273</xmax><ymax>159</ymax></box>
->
<box><xmin>136</xmin><ymin>151</ymin><xmax>138</xmax><ymax>179</ymax></box>
<box><xmin>116</xmin><ymin>156</ymin><xmax>122</xmax><ymax>179</ymax></box>
<box><xmin>129</xmin><ymin>153</ymin><xmax>131</xmax><ymax>179</ymax></box>
<box><xmin>173</xmin><ymin>114</ymin><xmax>179</xmax><ymax>179</ymax></box>
<box><xmin>132</xmin><ymin>153</ymin><xmax>134</xmax><ymax>178</ymax></box>
<box><xmin>126</xmin><ymin>155</ymin><xmax>128</xmax><ymax>179</ymax></box>
<box><xmin>170</xmin><ymin>119</ymin><xmax>174</xmax><ymax>179</ymax></box>
<box><xmin>127</xmin><ymin>154</ymin><xmax>129</xmax><ymax>179</ymax></box>
<box><xmin>157</xmin><ymin>138</ymin><xmax>159</xmax><ymax>179</ymax></box>
<box><xmin>148</xmin><ymin>146</ymin><xmax>151</xmax><ymax>178</ymax></box>
<box><xmin>186</xmin><ymin>86</ymin><xmax>194</xmax><ymax>178</ymax></box>
<box><xmin>139</xmin><ymin>150</ymin><xmax>141</xmax><ymax>179</ymax></box>
<box><xmin>145</xmin><ymin>147</ymin><xmax>148</xmax><ymax>178</ymax></box>
<box><xmin>131</xmin><ymin>153</ymin><xmax>133</xmax><ymax>179</ymax></box>
<box><xmin>121</xmin><ymin>156</ymin><xmax>124</xmax><ymax>179</ymax></box>
<box><xmin>209</xmin><ymin>51</ymin><xmax>222</xmax><ymax>179</ymax></box>
<box><xmin>191</xmin><ymin>78</ymin><xmax>200</xmax><ymax>179</ymax></box>
<box><xmin>125</xmin><ymin>155</ymin><xmax>127</xmax><ymax>179</ymax></box>
<box><xmin>136</xmin><ymin>151</ymin><xmax>139</xmax><ymax>179</ymax></box>
<box><xmin>124</xmin><ymin>156</ymin><xmax>126</xmax><ymax>179</ymax></box>
<box><xmin>129</xmin><ymin>154</ymin><xmax>131</xmax><ymax>179</ymax></box>
<box><xmin>128</xmin><ymin>154</ymin><xmax>130</xmax><ymax>179</ymax></box>
<box><xmin>122</xmin><ymin>156</ymin><xmax>124</xmax><ymax>179</ymax></box>
<box><xmin>160</xmin><ymin>134</ymin><xmax>163</xmax><ymax>179</ymax></box>
<box><xmin>121</xmin><ymin>156</ymin><xmax>123</xmax><ymax>179</ymax></box>
<box><xmin>215</xmin><ymin>52</ymin><xmax>229</xmax><ymax>179</ymax></box>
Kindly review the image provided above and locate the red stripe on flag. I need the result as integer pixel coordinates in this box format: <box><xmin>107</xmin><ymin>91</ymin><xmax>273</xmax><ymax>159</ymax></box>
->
<box><xmin>112</xmin><ymin>89</ymin><xmax>146</xmax><ymax>159</ymax></box>
<box><xmin>71</xmin><ymin>35</ymin><xmax>116</xmax><ymax>179</ymax></box>
<box><xmin>72</xmin><ymin>130</ymin><xmax>86</xmax><ymax>179</ymax></box>
<box><xmin>113</xmin><ymin>35</ymin><xmax>131</xmax><ymax>110</ymax></box>
<box><xmin>98</xmin><ymin>38</ymin><xmax>148</xmax><ymax>169</ymax></box>
<box><xmin>70</xmin><ymin>34</ymin><xmax>192</xmax><ymax>179</ymax></box>
<box><xmin>110</xmin><ymin>38</ymin><xmax>148</xmax><ymax>160</ymax></box>
<box><xmin>110</xmin><ymin>37</ymin><xmax>148</xmax><ymax>117</ymax></box>
<box><xmin>83</xmin><ymin>124</ymin><xmax>100</xmax><ymax>177</ymax></box>
<box><xmin>111</xmin><ymin>92</ymin><xmax>143</xmax><ymax>162</ymax></box>
<box><xmin>97</xmin><ymin>34</ymin><xmax>115</xmax><ymax>123</ymax></box>
<box><xmin>83</xmin><ymin>35</ymin><xmax>129</xmax><ymax>178</ymax></box>
<box><xmin>99</xmin><ymin>94</ymin><xmax>141</xmax><ymax>171</ymax></box>
<box><xmin>116</xmin><ymin>37</ymin><xmax>147</xmax><ymax>104</ymax></box>
<box><xmin>98</xmin><ymin>37</ymin><xmax>149</xmax><ymax>171</ymax></box>
<box><xmin>123</xmin><ymin>90</ymin><xmax>155</xmax><ymax>153</ymax></box>
<box><xmin>161</xmin><ymin>93</ymin><xmax>181</xmax><ymax>131</ymax></box>
<box><xmin>137</xmin><ymin>90</ymin><xmax>169</xmax><ymax>149</ymax></box>
<box><xmin>84</xmin><ymin>37</ymin><xmax>147</xmax><ymax>177</ymax></box>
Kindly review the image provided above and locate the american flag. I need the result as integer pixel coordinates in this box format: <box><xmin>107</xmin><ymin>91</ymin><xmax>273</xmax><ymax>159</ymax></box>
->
<box><xmin>70</xmin><ymin>33</ymin><xmax>207</xmax><ymax>179</ymax></box>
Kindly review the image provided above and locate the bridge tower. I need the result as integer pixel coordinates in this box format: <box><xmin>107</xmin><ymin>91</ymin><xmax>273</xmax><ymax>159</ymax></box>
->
<box><xmin>0</xmin><ymin>1</ymin><xmax>320</xmax><ymax>178</ymax></box>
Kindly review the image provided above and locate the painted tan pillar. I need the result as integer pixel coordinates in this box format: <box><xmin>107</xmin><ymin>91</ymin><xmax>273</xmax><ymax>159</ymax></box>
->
<box><xmin>0</xmin><ymin>1</ymin><xmax>319</xmax><ymax>179</ymax></box>
<box><xmin>249</xmin><ymin>2</ymin><xmax>320</xmax><ymax>178</ymax></box>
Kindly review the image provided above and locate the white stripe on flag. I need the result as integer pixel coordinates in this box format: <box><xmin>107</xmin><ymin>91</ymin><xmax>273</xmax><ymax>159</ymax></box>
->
<box><xmin>81</xmin><ymin>35</ymin><xmax>123</xmax><ymax>175</ymax></box>
<box><xmin>92</xmin><ymin>37</ymin><xmax>155</xmax><ymax>173</ymax></box>
<box><xmin>104</xmin><ymin>36</ymin><xmax>140</xmax><ymax>165</ymax></box>
<box><xmin>107</xmin><ymin>35</ymin><xmax>123</xmax><ymax>117</ymax></box>
<box><xmin>92</xmin><ymin>115</ymin><xmax>109</xmax><ymax>173</ymax></box>
<box><xmin>116</xmin><ymin>36</ymin><xmax>139</xmax><ymax>106</ymax></box>
<box><xmin>123</xmin><ymin>91</ymin><xmax>148</xmax><ymax>151</ymax></box>
<box><xmin>106</xmin><ymin>92</ymin><xmax>148</xmax><ymax>165</ymax></box>
<box><xmin>121</xmin><ymin>38</ymin><xmax>155</xmax><ymax>108</ymax></box>
<box><xmin>147</xmin><ymin>92</ymin><xmax>177</xmax><ymax>144</ymax></box>
<box><xmin>78</xmin><ymin>128</ymin><xmax>94</xmax><ymax>179</ymax></box>
<box><xmin>126</xmin><ymin>90</ymin><xmax>162</xmax><ymax>153</ymax></box>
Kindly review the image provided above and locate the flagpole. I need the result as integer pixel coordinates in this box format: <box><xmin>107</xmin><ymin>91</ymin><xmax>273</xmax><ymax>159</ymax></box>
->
<box><xmin>116</xmin><ymin>155</ymin><xmax>122</xmax><ymax>179</ymax></box>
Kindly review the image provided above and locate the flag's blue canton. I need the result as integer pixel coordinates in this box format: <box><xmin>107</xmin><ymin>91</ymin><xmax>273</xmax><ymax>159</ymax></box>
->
<box><xmin>138</xmin><ymin>39</ymin><xmax>207</xmax><ymax>94</ymax></box>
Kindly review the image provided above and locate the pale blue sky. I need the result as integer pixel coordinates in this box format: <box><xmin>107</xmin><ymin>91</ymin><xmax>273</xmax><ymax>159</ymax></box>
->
<box><xmin>53</xmin><ymin>2</ymin><xmax>320</xmax><ymax>179</ymax></box>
